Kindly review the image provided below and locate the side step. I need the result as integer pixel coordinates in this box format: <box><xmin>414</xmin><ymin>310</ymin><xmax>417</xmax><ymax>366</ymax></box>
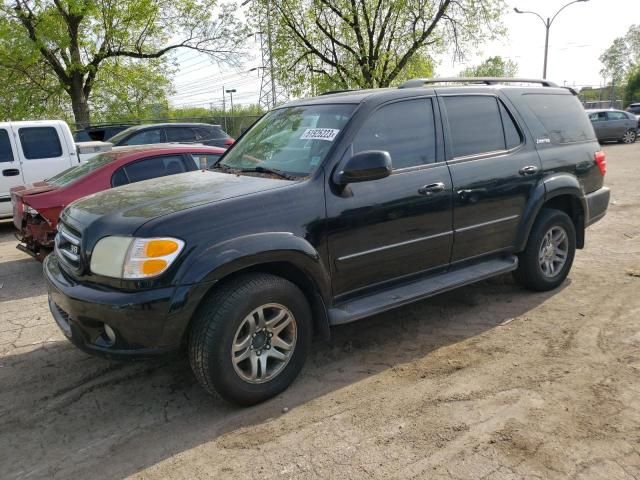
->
<box><xmin>328</xmin><ymin>255</ymin><xmax>518</xmax><ymax>325</ymax></box>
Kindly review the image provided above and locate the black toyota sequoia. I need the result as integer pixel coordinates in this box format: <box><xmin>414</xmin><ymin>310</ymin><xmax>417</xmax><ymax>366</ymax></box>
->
<box><xmin>45</xmin><ymin>78</ymin><xmax>610</xmax><ymax>405</ymax></box>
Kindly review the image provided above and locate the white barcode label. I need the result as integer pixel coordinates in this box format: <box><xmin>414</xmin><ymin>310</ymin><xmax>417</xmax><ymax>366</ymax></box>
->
<box><xmin>300</xmin><ymin>128</ymin><xmax>340</xmax><ymax>141</ymax></box>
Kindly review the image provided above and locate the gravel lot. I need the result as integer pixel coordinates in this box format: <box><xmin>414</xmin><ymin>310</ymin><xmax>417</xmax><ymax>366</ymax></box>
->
<box><xmin>1</xmin><ymin>142</ymin><xmax>639</xmax><ymax>480</ymax></box>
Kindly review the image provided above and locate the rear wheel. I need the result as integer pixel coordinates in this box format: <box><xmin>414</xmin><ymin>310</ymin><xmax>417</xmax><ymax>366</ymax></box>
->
<box><xmin>188</xmin><ymin>273</ymin><xmax>312</xmax><ymax>406</ymax></box>
<box><xmin>621</xmin><ymin>129</ymin><xmax>637</xmax><ymax>144</ymax></box>
<box><xmin>513</xmin><ymin>208</ymin><xmax>576</xmax><ymax>291</ymax></box>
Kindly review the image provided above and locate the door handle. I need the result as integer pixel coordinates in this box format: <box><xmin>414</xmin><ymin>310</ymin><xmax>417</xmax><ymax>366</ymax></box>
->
<box><xmin>519</xmin><ymin>165</ymin><xmax>539</xmax><ymax>176</ymax></box>
<box><xmin>2</xmin><ymin>168</ymin><xmax>20</xmax><ymax>177</ymax></box>
<box><xmin>418</xmin><ymin>182</ymin><xmax>445</xmax><ymax>195</ymax></box>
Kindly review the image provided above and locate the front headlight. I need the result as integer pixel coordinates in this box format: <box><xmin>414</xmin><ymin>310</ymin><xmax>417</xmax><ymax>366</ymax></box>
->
<box><xmin>90</xmin><ymin>236</ymin><xmax>185</xmax><ymax>279</ymax></box>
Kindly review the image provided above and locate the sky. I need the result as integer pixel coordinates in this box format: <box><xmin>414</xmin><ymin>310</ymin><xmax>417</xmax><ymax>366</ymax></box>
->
<box><xmin>168</xmin><ymin>0</ymin><xmax>638</xmax><ymax>108</ymax></box>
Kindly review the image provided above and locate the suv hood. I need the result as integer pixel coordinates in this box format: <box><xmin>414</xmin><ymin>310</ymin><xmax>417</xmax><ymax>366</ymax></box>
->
<box><xmin>62</xmin><ymin>170</ymin><xmax>291</xmax><ymax>234</ymax></box>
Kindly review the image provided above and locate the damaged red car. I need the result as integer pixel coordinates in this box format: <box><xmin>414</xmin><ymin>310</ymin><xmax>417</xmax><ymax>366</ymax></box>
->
<box><xmin>12</xmin><ymin>144</ymin><xmax>226</xmax><ymax>259</ymax></box>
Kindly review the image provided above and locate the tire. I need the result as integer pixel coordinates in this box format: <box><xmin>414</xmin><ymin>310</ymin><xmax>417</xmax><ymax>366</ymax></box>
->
<box><xmin>513</xmin><ymin>208</ymin><xmax>576</xmax><ymax>292</ymax></box>
<box><xmin>188</xmin><ymin>273</ymin><xmax>312</xmax><ymax>406</ymax></box>
<box><xmin>621</xmin><ymin>129</ymin><xmax>637</xmax><ymax>144</ymax></box>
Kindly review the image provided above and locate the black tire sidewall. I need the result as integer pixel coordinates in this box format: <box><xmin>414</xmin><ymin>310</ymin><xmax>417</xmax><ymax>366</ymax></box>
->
<box><xmin>199</xmin><ymin>276</ymin><xmax>312</xmax><ymax>405</ymax></box>
<box><xmin>517</xmin><ymin>209</ymin><xmax>576</xmax><ymax>291</ymax></box>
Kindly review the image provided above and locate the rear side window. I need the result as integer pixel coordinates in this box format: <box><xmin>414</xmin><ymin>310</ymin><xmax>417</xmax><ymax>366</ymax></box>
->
<box><xmin>196</xmin><ymin>126</ymin><xmax>229</xmax><ymax>140</ymax></box>
<box><xmin>353</xmin><ymin>99</ymin><xmax>437</xmax><ymax>169</ymax></box>
<box><xmin>112</xmin><ymin>155</ymin><xmax>188</xmax><ymax>186</ymax></box>
<box><xmin>523</xmin><ymin>94</ymin><xmax>595</xmax><ymax>144</ymax></box>
<box><xmin>19</xmin><ymin>127</ymin><xmax>63</xmax><ymax>159</ymax></box>
<box><xmin>124</xmin><ymin>129</ymin><xmax>164</xmax><ymax>145</ymax></box>
<box><xmin>443</xmin><ymin>96</ymin><xmax>506</xmax><ymax>157</ymax></box>
<box><xmin>0</xmin><ymin>129</ymin><xmax>13</xmax><ymax>162</ymax></box>
<box><xmin>499</xmin><ymin>102</ymin><xmax>523</xmax><ymax>150</ymax></box>
<box><xmin>166</xmin><ymin>127</ymin><xmax>197</xmax><ymax>143</ymax></box>
<box><xmin>607</xmin><ymin>111</ymin><xmax>627</xmax><ymax>120</ymax></box>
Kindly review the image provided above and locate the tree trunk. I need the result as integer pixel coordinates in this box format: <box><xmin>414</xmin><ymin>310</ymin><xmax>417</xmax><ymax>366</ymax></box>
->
<box><xmin>70</xmin><ymin>81</ymin><xmax>91</xmax><ymax>129</ymax></box>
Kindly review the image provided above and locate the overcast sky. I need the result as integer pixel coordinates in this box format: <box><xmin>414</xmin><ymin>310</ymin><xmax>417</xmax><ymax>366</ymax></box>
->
<box><xmin>169</xmin><ymin>0</ymin><xmax>638</xmax><ymax>108</ymax></box>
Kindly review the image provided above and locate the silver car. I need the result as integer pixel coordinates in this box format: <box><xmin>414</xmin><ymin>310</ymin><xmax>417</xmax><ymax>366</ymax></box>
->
<box><xmin>587</xmin><ymin>109</ymin><xmax>637</xmax><ymax>144</ymax></box>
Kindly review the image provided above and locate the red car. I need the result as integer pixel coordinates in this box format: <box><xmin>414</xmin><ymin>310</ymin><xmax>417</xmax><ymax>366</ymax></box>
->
<box><xmin>12</xmin><ymin>144</ymin><xmax>226</xmax><ymax>259</ymax></box>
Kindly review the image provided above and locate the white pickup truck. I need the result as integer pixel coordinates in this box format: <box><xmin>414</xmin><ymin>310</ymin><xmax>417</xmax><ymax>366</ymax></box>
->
<box><xmin>0</xmin><ymin>120</ymin><xmax>111</xmax><ymax>218</ymax></box>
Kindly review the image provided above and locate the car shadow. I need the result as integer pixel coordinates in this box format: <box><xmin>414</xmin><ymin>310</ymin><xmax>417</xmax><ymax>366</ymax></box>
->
<box><xmin>0</xmin><ymin>274</ymin><xmax>567</xmax><ymax>479</ymax></box>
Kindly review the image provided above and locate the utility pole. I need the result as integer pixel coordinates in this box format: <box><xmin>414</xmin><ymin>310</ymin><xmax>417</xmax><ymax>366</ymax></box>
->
<box><xmin>226</xmin><ymin>89</ymin><xmax>237</xmax><ymax>116</ymax></box>
<box><xmin>266</xmin><ymin>0</ymin><xmax>276</xmax><ymax>108</ymax></box>
<box><xmin>222</xmin><ymin>86</ymin><xmax>227</xmax><ymax>131</ymax></box>
<box><xmin>514</xmin><ymin>0</ymin><xmax>589</xmax><ymax>79</ymax></box>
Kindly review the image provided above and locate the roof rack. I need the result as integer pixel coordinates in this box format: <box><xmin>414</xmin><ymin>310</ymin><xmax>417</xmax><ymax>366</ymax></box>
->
<box><xmin>319</xmin><ymin>89</ymin><xmax>359</xmax><ymax>95</ymax></box>
<box><xmin>398</xmin><ymin>77</ymin><xmax>559</xmax><ymax>89</ymax></box>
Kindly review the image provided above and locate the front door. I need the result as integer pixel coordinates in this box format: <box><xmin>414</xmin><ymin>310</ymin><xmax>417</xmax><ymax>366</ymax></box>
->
<box><xmin>15</xmin><ymin>124</ymin><xmax>73</xmax><ymax>184</ymax></box>
<box><xmin>0</xmin><ymin>127</ymin><xmax>24</xmax><ymax>216</ymax></box>
<box><xmin>326</xmin><ymin>97</ymin><xmax>453</xmax><ymax>298</ymax></box>
<box><xmin>439</xmin><ymin>94</ymin><xmax>542</xmax><ymax>262</ymax></box>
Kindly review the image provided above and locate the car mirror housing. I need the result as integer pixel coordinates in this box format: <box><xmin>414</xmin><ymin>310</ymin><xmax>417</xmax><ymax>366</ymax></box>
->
<box><xmin>335</xmin><ymin>150</ymin><xmax>392</xmax><ymax>185</ymax></box>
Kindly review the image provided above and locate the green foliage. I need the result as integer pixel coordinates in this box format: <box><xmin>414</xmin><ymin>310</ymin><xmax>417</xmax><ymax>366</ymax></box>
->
<box><xmin>624</xmin><ymin>67</ymin><xmax>640</xmax><ymax>105</ymax></box>
<box><xmin>0</xmin><ymin>0</ymin><xmax>247</xmax><ymax>126</ymax></box>
<box><xmin>600</xmin><ymin>24</ymin><xmax>639</xmax><ymax>83</ymax></box>
<box><xmin>460</xmin><ymin>56</ymin><xmax>518</xmax><ymax>77</ymax></box>
<box><xmin>267</xmin><ymin>0</ymin><xmax>505</xmax><ymax>96</ymax></box>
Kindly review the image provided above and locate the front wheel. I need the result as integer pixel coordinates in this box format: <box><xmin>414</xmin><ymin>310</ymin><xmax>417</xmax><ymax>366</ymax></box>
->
<box><xmin>188</xmin><ymin>273</ymin><xmax>312</xmax><ymax>405</ymax></box>
<box><xmin>621</xmin><ymin>129</ymin><xmax>637</xmax><ymax>144</ymax></box>
<box><xmin>513</xmin><ymin>208</ymin><xmax>576</xmax><ymax>292</ymax></box>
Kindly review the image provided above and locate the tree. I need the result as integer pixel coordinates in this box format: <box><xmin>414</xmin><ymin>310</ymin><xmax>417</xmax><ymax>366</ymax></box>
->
<box><xmin>0</xmin><ymin>0</ymin><xmax>246</xmax><ymax>128</ymax></box>
<box><xmin>600</xmin><ymin>24</ymin><xmax>639</xmax><ymax>84</ymax></box>
<box><xmin>624</xmin><ymin>67</ymin><xmax>640</xmax><ymax>105</ymax></box>
<box><xmin>267</xmin><ymin>0</ymin><xmax>504</xmax><ymax>95</ymax></box>
<box><xmin>460</xmin><ymin>56</ymin><xmax>517</xmax><ymax>77</ymax></box>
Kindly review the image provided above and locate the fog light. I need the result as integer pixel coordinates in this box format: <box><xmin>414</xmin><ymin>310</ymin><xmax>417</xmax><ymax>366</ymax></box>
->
<box><xmin>104</xmin><ymin>324</ymin><xmax>117</xmax><ymax>345</ymax></box>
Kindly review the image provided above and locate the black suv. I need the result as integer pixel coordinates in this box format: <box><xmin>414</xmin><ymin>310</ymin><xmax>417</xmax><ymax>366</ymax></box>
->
<box><xmin>106</xmin><ymin>123</ymin><xmax>234</xmax><ymax>148</ymax></box>
<box><xmin>44</xmin><ymin>78</ymin><xmax>610</xmax><ymax>405</ymax></box>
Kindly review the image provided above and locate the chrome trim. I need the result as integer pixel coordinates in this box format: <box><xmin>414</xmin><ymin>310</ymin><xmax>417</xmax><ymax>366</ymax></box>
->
<box><xmin>455</xmin><ymin>215</ymin><xmax>520</xmax><ymax>233</ymax></box>
<box><xmin>337</xmin><ymin>231</ymin><xmax>453</xmax><ymax>263</ymax></box>
<box><xmin>59</xmin><ymin>247</ymin><xmax>80</xmax><ymax>262</ymax></box>
<box><xmin>58</xmin><ymin>226</ymin><xmax>80</xmax><ymax>245</ymax></box>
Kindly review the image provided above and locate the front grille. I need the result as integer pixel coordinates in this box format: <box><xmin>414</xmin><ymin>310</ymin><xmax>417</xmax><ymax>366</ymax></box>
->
<box><xmin>55</xmin><ymin>221</ymin><xmax>82</xmax><ymax>271</ymax></box>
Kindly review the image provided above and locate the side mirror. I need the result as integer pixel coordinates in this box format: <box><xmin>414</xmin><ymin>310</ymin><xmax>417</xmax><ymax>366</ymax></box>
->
<box><xmin>335</xmin><ymin>150</ymin><xmax>392</xmax><ymax>185</ymax></box>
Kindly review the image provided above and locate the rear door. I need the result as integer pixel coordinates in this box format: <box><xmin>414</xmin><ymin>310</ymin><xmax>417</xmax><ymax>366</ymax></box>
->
<box><xmin>0</xmin><ymin>126</ymin><xmax>23</xmax><ymax>216</ymax></box>
<box><xmin>606</xmin><ymin>111</ymin><xmax>630</xmax><ymax>138</ymax></box>
<box><xmin>14</xmin><ymin>123</ymin><xmax>73</xmax><ymax>184</ymax></box>
<box><xmin>439</xmin><ymin>93</ymin><xmax>541</xmax><ymax>262</ymax></box>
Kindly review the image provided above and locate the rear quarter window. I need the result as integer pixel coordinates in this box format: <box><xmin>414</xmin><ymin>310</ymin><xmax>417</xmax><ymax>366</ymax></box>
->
<box><xmin>523</xmin><ymin>94</ymin><xmax>595</xmax><ymax>144</ymax></box>
<box><xmin>19</xmin><ymin>127</ymin><xmax>63</xmax><ymax>159</ymax></box>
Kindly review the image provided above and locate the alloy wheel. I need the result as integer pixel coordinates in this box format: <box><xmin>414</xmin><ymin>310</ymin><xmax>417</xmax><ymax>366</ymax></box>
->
<box><xmin>538</xmin><ymin>226</ymin><xmax>569</xmax><ymax>278</ymax></box>
<box><xmin>623</xmin><ymin>130</ymin><xmax>636</xmax><ymax>144</ymax></box>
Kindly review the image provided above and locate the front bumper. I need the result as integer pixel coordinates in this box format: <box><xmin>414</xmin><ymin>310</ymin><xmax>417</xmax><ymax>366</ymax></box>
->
<box><xmin>44</xmin><ymin>253</ymin><xmax>186</xmax><ymax>359</ymax></box>
<box><xmin>585</xmin><ymin>186</ymin><xmax>610</xmax><ymax>227</ymax></box>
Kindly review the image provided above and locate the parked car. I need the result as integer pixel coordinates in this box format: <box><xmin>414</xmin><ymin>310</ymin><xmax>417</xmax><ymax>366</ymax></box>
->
<box><xmin>1</xmin><ymin>120</ymin><xmax>112</xmax><ymax>219</ymax></box>
<box><xmin>625</xmin><ymin>103</ymin><xmax>640</xmax><ymax>127</ymax></box>
<box><xmin>12</xmin><ymin>144</ymin><xmax>225</xmax><ymax>259</ymax></box>
<box><xmin>587</xmin><ymin>109</ymin><xmax>638</xmax><ymax>143</ymax></box>
<box><xmin>106</xmin><ymin>123</ymin><xmax>235</xmax><ymax>149</ymax></box>
<box><xmin>73</xmin><ymin>124</ymin><xmax>133</xmax><ymax>142</ymax></box>
<box><xmin>44</xmin><ymin>78</ymin><xmax>609</xmax><ymax>405</ymax></box>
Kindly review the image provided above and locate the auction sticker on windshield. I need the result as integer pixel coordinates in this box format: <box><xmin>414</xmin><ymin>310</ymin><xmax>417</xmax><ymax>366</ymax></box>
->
<box><xmin>300</xmin><ymin>128</ymin><xmax>340</xmax><ymax>141</ymax></box>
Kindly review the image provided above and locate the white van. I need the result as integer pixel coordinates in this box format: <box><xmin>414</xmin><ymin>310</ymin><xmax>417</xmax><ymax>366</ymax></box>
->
<box><xmin>0</xmin><ymin>120</ymin><xmax>111</xmax><ymax>218</ymax></box>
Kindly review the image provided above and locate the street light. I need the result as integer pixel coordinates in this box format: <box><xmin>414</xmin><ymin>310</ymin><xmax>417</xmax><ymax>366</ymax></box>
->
<box><xmin>225</xmin><ymin>88</ymin><xmax>237</xmax><ymax>116</ymax></box>
<box><xmin>514</xmin><ymin>0</ymin><xmax>589</xmax><ymax>79</ymax></box>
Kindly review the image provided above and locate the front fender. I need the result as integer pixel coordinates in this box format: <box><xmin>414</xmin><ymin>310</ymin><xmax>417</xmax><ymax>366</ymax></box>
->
<box><xmin>176</xmin><ymin>232</ymin><xmax>331</xmax><ymax>300</ymax></box>
<box><xmin>515</xmin><ymin>174</ymin><xmax>586</xmax><ymax>252</ymax></box>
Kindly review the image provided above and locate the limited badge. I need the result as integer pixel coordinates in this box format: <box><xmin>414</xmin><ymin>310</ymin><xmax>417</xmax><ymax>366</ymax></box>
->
<box><xmin>300</xmin><ymin>128</ymin><xmax>340</xmax><ymax>141</ymax></box>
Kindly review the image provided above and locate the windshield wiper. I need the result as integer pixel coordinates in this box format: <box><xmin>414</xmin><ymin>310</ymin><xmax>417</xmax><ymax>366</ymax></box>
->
<box><xmin>240</xmin><ymin>166</ymin><xmax>297</xmax><ymax>180</ymax></box>
<box><xmin>210</xmin><ymin>163</ymin><xmax>238</xmax><ymax>173</ymax></box>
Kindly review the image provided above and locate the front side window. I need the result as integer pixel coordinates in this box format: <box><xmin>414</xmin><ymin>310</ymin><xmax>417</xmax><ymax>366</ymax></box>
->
<box><xmin>589</xmin><ymin>112</ymin><xmax>607</xmax><ymax>122</ymax></box>
<box><xmin>124</xmin><ymin>129</ymin><xmax>164</xmax><ymax>146</ymax></box>
<box><xmin>117</xmin><ymin>155</ymin><xmax>187</xmax><ymax>185</ymax></box>
<box><xmin>192</xmin><ymin>153</ymin><xmax>221</xmax><ymax>169</ymax></box>
<box><xmin>353</xmin><ymin>99</ymin><xmax>437</xmax><ymax>169</ymax></box>
<box><xmin>166</xmin><ymin>127</ymin><xmax>197</xmax><ymax>143</ymax></box>
<box><xmin>220</xmin><ymin>104</ymin><xmax>355</xmax><ymax>177</ymax></box>
<box><xmin>19</xmin><ymin>127</ymin><xmax>63</xmax><ymax>159</ymax></box>
<box><xmin>607</xmin><ymin>111</ymin><xmax>627</xmax><ymax>120</ymax></box>
<box><xmin>0</xmin><ymin>129</ymin><xmax>13</xmax><ymax>163</ymax></box>
<box><xmin>443</xmin><ymin>96</ymin><xmax>505</xmax><ymax>157</ymax></box>
<box><xmin>48</xmin><ymin>152</ymin><xmax>118</xmax><ymax>187</ymax></box>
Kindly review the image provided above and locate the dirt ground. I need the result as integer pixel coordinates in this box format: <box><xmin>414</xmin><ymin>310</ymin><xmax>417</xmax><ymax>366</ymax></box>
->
<box><xmin>1</xmin><ymin>143</ymin><xmax>639</xmax><ymax>480</ymax></box>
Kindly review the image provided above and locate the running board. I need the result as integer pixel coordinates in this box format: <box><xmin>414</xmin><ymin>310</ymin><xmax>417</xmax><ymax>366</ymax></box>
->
<box><xmin>328</xmin><ymin>255</ymin><xmax>518</xmax><ymax>325</ymax></box>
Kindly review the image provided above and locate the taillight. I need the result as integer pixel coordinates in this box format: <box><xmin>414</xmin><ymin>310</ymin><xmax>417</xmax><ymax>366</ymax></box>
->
<box><xmin>594</xmin><ymin>151</ymin><xmax>606</xmax><ymax>176</ymax></box>
<box><xmin>224</xmin><ymin>138</ymin><xmax>234</xmax><ymax>146</ymax></box>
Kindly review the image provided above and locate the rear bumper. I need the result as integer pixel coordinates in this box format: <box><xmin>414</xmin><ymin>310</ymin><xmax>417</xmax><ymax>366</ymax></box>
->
<box><xmin>44</xmin><ymin>253</ymin><xmax>185</xmax><ymax>359</ymax></box>
<box><xmin>585</xmin><ymin>186</ymin><xmax>610</xmax><ymax>227</ymax></box>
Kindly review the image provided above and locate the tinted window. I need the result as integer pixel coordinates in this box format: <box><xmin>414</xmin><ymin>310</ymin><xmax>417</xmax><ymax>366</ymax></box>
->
<box><xmin>196</xmin><ymin>126</ymin><xmax>229</xmax><ymax>140</ymax></box>
<box><xmin>111</xmin><ymin>168</ymin><xmax>128</xmax><ymax>187</ymax></box>
<box><xmin>0</xmin><ymin>129</ymin><xmax>13</xmax><ymax>162</ymax></box>
<box><xmin>523</xmin><ymin>94</ymin><xmax>595</xmax><ymax>144</ymax></box>
<box><xmin>499</xmin><ymin>102</ymin><xmax>522</xmax><ymax>149</ymax></box>
<box><xmin>443</xmin><ymin>96</ymin><xmax>504</xmax><ymax>157</ymax></box>
<box><xmin>166</xmin><ymin>127</ymin><xmax>196</xmax><ymax>143</ymax></box>
<box><xmin>607</xmin><ymin>111</ymin><xmax>627</xmax><ymax>120</ymax></box>
<box><xmin>192</xmin><ymin>153</ymin><xmax>221</xmax><ymax>169</ymax></box>
<box><xmin>124</xmin><ymin>129</ymin><xmax>164</xmax><ymax>145</ymax></box>
<box><xmin>19</xmin><ymin>127</ymin><xmax>63</xmax><ymax>159</ymax></box>
<box><xmin>123</xmin><ymin>155</ymin><xmax>187</xmax><ymax>183</ymax></box>
<box><xmin>353</xmin><ymin>99</ymin><xmax>436</xmax><ymax>169</ymax></box>
<box><xmin>589</xmin><ymin>112</ymin><xmax>607</xmax><ymax>122</ymax></box>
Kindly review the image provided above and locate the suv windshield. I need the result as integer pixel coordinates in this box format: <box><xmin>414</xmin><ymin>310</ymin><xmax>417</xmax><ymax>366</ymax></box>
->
<box><xmin>47</xmin><ymin>152</ymin><xmax>117</xmax><ymax>187</ymax></box>
<box><xmin>219</xmin><ymin>104</ymin><xmax>355</xmax><ymax>177</ymax></box>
